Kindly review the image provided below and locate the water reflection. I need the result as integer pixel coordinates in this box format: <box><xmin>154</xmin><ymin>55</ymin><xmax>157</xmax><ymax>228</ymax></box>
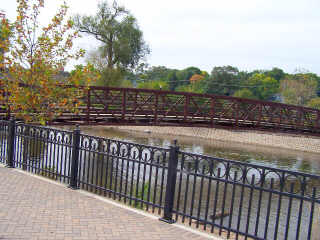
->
<box><xmin>77</xmin><ymin>126</ymin><xmax>320</xmax><ymax>175</ymax></box>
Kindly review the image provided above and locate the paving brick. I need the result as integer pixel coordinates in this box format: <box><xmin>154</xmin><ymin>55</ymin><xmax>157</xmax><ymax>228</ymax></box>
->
<box><xmin>0</xmin><ymin>166</ymin><xmax>221</xmax><ymax>240</ymax></box>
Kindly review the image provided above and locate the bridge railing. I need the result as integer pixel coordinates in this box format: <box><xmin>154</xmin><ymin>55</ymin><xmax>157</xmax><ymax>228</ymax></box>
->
<box><xmin>71</xmin><ymin>87</ymin><xmax>320</xmax><ymax>134</ymax></box>
<box><xmin>1</xmin><ymin>86</ymin><xmax>320</xmax><ymax>134</ymax></box>
<box><xmin>1</xmin><ymin>119</ymin><xmax>319</xmax><ymax>239</ymax></box>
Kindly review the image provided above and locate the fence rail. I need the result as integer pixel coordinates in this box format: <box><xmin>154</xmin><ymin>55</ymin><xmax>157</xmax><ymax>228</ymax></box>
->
<box><xmin>0</xmin><ymin>119</ymin><xmax>319</xmax><ymax>240</ymax></box>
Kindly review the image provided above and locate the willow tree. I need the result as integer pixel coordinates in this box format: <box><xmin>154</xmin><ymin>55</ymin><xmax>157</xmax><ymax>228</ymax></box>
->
<box><xmin>74</xmin><ymin>0</ymin><xmax>150</xmax><ymax>85</ymax></box>
<box><xmin>0</xmin><ymin>0</ymin><xmax>97</xmax><ymax>124</ymax></box>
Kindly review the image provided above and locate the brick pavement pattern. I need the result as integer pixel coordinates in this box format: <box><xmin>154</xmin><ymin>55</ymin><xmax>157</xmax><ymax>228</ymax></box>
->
<box><xmin>0</xmin><ymin>166</ymin><xmax>212</xmax><ymax>240</ymax></box>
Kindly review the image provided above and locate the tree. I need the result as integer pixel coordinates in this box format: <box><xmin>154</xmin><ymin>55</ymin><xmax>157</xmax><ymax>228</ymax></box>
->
<box><xmin>233</xmin><ymin>89</ymin><xmax>255</xmax><ymax>99</ymax></box>
<box><xmin>280</xmin><ymin>73</ymin><xmax>318</xmax><ymax>106</ymax></box>
<box><xmin>265</xmin><ymin>67</ymin><xmax>286</xmax><ymax>82</ymax></box>
<box><xmin>137</xmin><ymin>79</ymin><xmax>168</xmax><ymax>90</ymax></box>
<box><xmin>247</xmin><ymin>73</ymin><xmax>279</xmax><ymax>100</ymax></box>
<box><xmin>167</xmin><ymin>70</ymin><xmax>178</xmax><ymax>91</ymax></box>
<box><xmin>176</xmin><ymin>67</ymin><xmax>201</xmax><ymax>82</ymax></box>
<box><xmin>0</xmin><ymin>12</ymin><xmax>11</xmax><ymax>70</ymax></box>
<box><xmin>175</xmin><ymin>80</ymin><xmax>204</xmax><ymax>94</ymax></box>
<box><xmin>204</xmin><ymin>66</ymin><xmax>242</xmax><ymax>96</ymax></box>
<box><xmin>1</xmin><ymin>0</ymin><xmax>96</xmax><ymax>124</ymax></box>
<box><xmin>141</xmin><ymin>66</ymin><xmax>172</xmax><ymax>81</ymax></box>
<box><xmin>189</xmin><ymin>74</ymin><xmax>204</xmax><ymax>84</ymax></box>
<box><xmin>74</xmin><ymin>1</ymin><xmax>150</xmax><ymax>71</ymax></box>
<box><xmin>307</xmin><ymin>98</ymin><xmax>320</xmax><ymax>110</ymax></box>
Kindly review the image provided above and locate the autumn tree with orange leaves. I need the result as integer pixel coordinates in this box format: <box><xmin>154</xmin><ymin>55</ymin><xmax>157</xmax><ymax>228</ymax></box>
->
<box><xmin>189</xmin><ymin>74</ymin><xmax>204</xmax><ymax>84</ymax></box>
<box><xmin>0</xmin><ymin>0</ymin><xmax>97</xmax><ymax>124</ymax></box>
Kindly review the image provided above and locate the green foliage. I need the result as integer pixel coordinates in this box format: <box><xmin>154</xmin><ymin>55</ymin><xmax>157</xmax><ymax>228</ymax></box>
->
<box><xmin>176</xmin><ymin>66</ymin><xmax>201</xmax><ymax>81</ymax></box>
<box><xmin>265</xmin><ymin>67</ymin><xmax>286</xmax><ymax>82</ymax></box>
<box><xmin>247</xmin><ymin>73</ymin><xmax>279</xmax><ymax>100</ymax></box>
<box><xmin>307</xmin><ymin>98</ymin><xmax>320</xmax><ymax>110</ymax></box>
<box><xmin>98</xmin><ymin>67</ymin><xmax>125</xmax><ymax>87</ymax></box>
<box><xmin>167</xmin><ymin>70</ymin><xmax>179</xmax><ymax>91</ymax></box>
<box><xmin>71</xmin><ymin>64</ymin><xmax>100</xmax><ymax>86</ymax></box>
<box><xmin>204</xmin><ymin>66</ymin><xmax>242</xmax><ymax>96</ymax></box>
<box><xmin>140</xmin><ymin>66</ymin><xmax>172</xmax><ymax>81</ymax></box>
<box><xmin>137</xmin><ymin>80</ymin><xmax>168</xmax><ymax>90</ymax></box>
<box><xmin>74</xmin><ymin>0</ymin><xmax>150</xmax><ymax>70</ymax></box>
<box><xmin>175</xmin><ymin>81</ymin><xmax>204</xmax><ymax>94</ymax></box>
<box><xmin>280</xmin><ymin>73</ymin><xmax>318</xmax><ymax>106</ymax></box>
<box><xmin>120</xmin><ymin>79</ymin><xmax>134</xmax><ymax>88</ymax></box>
<box><xmin>233</xmin><ymin>88</ymin><xmax>256</xmax><ymax>99</ymax></box>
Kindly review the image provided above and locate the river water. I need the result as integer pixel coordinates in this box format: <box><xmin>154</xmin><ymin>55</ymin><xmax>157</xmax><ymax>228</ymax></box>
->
<box><xmin>79</xmin><ymin>126</ymin><xmax>320</xmax><ymax>175</ymax></box>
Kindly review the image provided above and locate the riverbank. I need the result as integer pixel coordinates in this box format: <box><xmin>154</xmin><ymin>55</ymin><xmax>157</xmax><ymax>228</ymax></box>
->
<box><xmin>101</xmin><ymin>126</ymin><xmax>320</xmax><ymax>154</ymax></box>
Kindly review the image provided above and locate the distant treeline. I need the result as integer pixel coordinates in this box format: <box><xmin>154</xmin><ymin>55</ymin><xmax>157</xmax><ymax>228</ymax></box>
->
<box><xmin>115</xmin><ymin>65</ymin><xmax>318</xmax><ymax>109</ymax></box>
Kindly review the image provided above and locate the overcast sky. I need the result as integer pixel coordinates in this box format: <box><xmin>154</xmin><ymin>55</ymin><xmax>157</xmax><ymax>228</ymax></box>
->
<box><xmin>2</xmin><ymin>0</ymin><xmax>320</xmax><ymax>74</ymax></box>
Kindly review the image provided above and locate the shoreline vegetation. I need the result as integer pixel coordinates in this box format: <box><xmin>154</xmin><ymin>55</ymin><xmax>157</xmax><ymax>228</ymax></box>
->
<box><xmin>83</xmin><ymin>126</ymin><xmax>320</xmax><ymax>154</ymax></box>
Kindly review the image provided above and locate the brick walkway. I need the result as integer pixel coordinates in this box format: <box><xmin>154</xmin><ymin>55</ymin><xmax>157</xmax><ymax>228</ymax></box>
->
<box><xmin>0</xmin><ymin>165</ymin><xmax>221</xmax><ymax>240</ymax></box>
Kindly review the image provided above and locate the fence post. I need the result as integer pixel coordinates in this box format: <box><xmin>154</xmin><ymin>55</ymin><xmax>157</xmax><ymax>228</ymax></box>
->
<box><xmin>160</xmin><ymin>140</ymin><xmax>179</xmax><ymax>224</ymax></box>
<box><xmin>6</xmin><ymin>119</ymin><xmax>15</xmax><ymax>168</ymax></box>
<box><xmin>68</xmin><ymin>125</ymin><xmax>81</xmax><ymax>189</ymax></box>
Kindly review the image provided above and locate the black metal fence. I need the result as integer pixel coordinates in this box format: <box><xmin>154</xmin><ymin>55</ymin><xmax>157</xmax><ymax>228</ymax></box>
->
<box><xmin>0</xmin><ymin>119</ymin><xmax>319</xmax><ymax>240</ymax></box>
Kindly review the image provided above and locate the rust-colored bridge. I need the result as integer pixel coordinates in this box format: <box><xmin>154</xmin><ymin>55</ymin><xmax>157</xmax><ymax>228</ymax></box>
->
<box><xmin>2</xmin><ymin>86</ymin><xmax>320</xmax><ymax>135</ymax></box>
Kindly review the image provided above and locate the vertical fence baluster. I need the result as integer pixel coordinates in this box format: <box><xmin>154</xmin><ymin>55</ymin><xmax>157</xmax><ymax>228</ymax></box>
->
<box><xmin>235</xmin><ymin>169</ymin><xmax>246</xmax><ymax>240</ymax></box>
<box><xmin>296</xmin><ymin>177</ymin><xmax>306</xmax><ymax>240</ymax></box>
<box><xmin>273</xmin><ymin>173</ymin><xmax>284</xmax><ymax>240</ymax></box>
<box><xmin>254</xmin><ymin>169</ymin><xmax>265</xmax><ymax>237</ymax></box>
<box><xmin>124</xmin><ymin>145</ymin><xmax>131</xmax><ymax>203</ymax></box>
<box><xmin>141</xmin><ymin>153</ymin><xmax>148</xmax><ymax>209</ymax></box>
<box><xmin>204</xmin><ymin>161</ymin><xmax>214</xmax><ymax>231</ymax></box>
<box><xmin>114</xmin><ymin>144</ymin><xmax>120</xmax><ymax>200</ymax></box>
<box><xmin>152</xmin><ymin>156</ymin><xmax>160</xmax><ymax>213</ymax></box>
<box><xmin>134</xmin><ymin>147</ymin><xmax>142</xmax><ymax>207</ymax></box>
<box><xmin>211</xmin><ymin>168</ymin><xmax>221</xmax><ymax>234</ymax></box>
<box><xmin>183</xmin><ymin>162</ymin><xmax>191</xmax><ymax>223</ymax></box>
<box><xmin>146</xmin><ymin>151</ymin><xmax>154</xmax><ymax>211</ymax></box>
<box><xmin>263</xmin><ymin>178</ymin><xmax>274</xmax><ymax>239</ymax></box>
<box><xmin>219</xmin><ymin>163</ymin><xmax>230</xmax><ymax>235</ymax></box>
<box><xmin>6</xmin><ymin>119</ymin><xmax>15</xmax><ymax>168</ymax></box>
<box><xmin>196</xmin><ymin>165</ymin><xmax>205</xmax><ymax>228</ymax></box>
<box><xmin>103</xmin><ymin>139</ymin><xmax>111</xmax><ymax>196</ymax></box>
<box><xmin>284</xmin><ymin>183</ymin><xmax>295</xmax><ymax>240</ymax></box>
<box><xmin>109</xmin><ymin>147</ymin><xmax>115</xmax><ymax>198</ymax></box>
<box><xmin>227</xmin><ymin>171</ymin><xmax>238</xmax><ymax>239</ymax></box>
<box><xmin>68</xmin><ymin>126</ymin><xmax>81</xmax><ymax>189</ymax></box>
<box><xmin>244</xmin><ymin>175</ymin><xmax>255</xmax><ymax>240</ymax></box>
<box><xmin>309</xmin><ymin>188</ymin><xmax>319</xmax><ymax>240</ymax></box>
<box><xmin>158</xmin><ymin>152</ymin><xmax>167</xmax><ymax>215</ymax></box>
<box><xmin>22</xmin><ymin>125</ymin><xmax>30</xmax><ymax>171</ymax></box>
<box><xmin>175</xmin><ymin>154</ymin><xmax>185</xmax><ymax>221</ymax></box>
<box><xmin>189</xmin><ymin>157</ymin><xmax>199</xmax><ymax>226</ymax></box>
<box><xmin>160</xmin><ymin>140</ymin><xmax>179</xmax><ymax>224</ymax></box>
<box><xmin>129</xmin><ymin>151</ymin><xmax>136</xmax><ymax>206</ymax></box>
<box><xmin>94</xmin><ymin>140</ymin><xmax>100</xmax><ymax>194</ymax></box>
<box><xmin>119</xmin><ymin>149</ymin><xmax>125</xmax><ymax>200</ymax></box>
